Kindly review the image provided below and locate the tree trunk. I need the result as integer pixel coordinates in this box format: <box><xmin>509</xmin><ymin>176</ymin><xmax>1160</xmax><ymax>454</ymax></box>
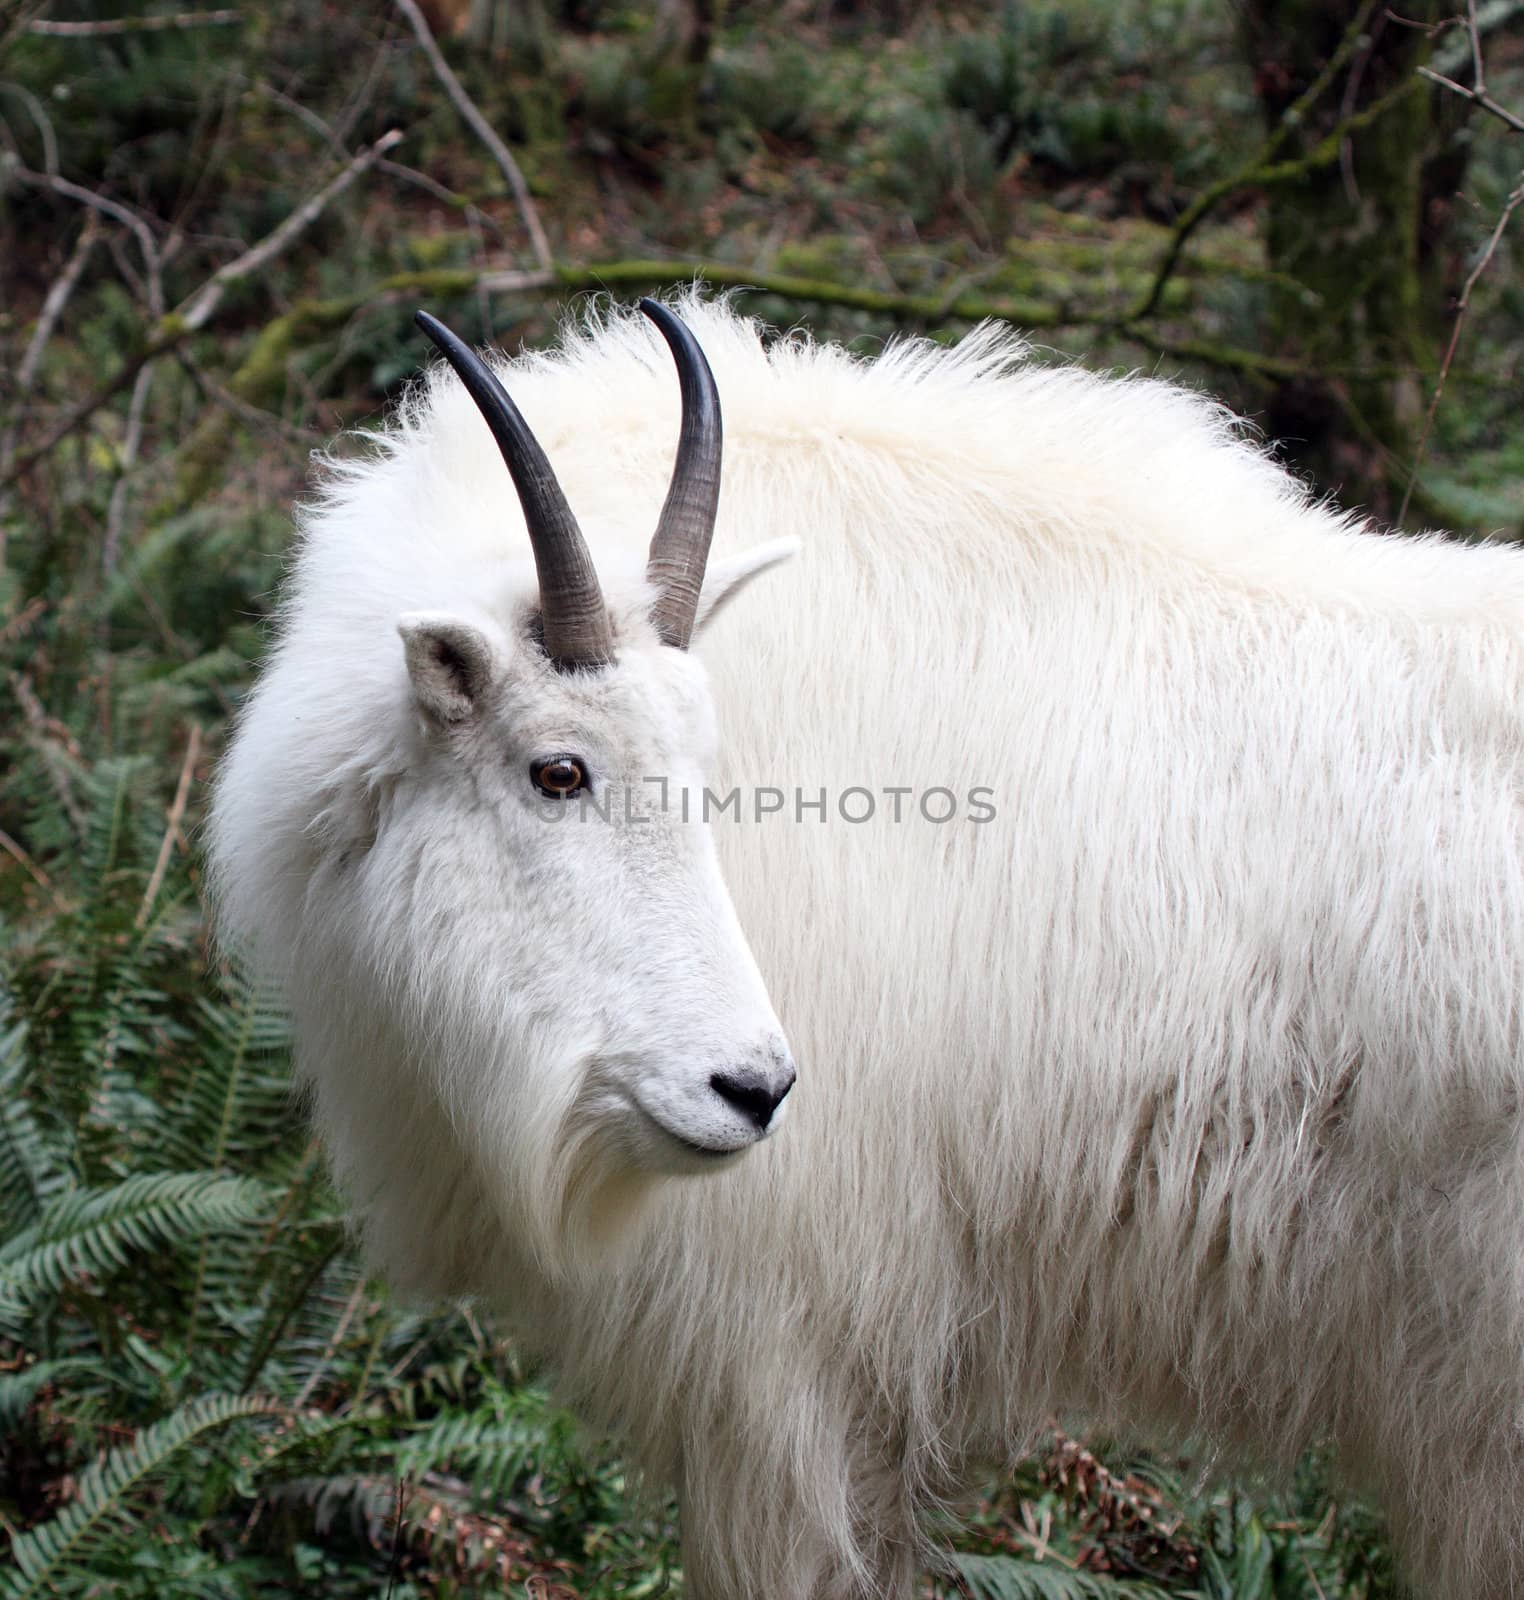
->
<box><xmin>1239</xmin><ymin>0</ymin><xmax>1463</xmax><ymax>521</ymax></box>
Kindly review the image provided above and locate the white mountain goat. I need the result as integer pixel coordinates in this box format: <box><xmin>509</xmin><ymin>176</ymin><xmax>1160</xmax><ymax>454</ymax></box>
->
<box><xmin>208</xmin><ymin>294</ymin><xmax>1524</xmax><ymax>1599</ymax></box>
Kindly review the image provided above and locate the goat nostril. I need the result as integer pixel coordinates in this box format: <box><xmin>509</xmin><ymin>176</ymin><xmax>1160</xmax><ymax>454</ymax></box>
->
<box><xmin>710</xmin><ymin>1070</ymin><xmax>792</xmax><ymax>1131</ymax></box>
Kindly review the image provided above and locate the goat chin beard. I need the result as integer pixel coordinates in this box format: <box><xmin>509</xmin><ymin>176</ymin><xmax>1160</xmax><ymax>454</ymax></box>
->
<box><xmin>542</xmin><ymin>1120</ymin><xmax>667</xmax><ymax>1277</ymax></box>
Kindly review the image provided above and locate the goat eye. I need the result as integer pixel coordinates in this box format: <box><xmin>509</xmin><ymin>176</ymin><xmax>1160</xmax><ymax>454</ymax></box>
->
<box><xmin>531</xmin><ymin>756</ymin><xmax>587</xmax><ymax>798</ymax></box>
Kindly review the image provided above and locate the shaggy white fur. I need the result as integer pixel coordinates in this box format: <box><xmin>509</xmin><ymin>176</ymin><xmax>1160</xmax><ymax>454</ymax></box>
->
<box><xmin>208</xmin><ymin>295</ymin><xmax>1524</xmax><ymax>1599</ymax></box>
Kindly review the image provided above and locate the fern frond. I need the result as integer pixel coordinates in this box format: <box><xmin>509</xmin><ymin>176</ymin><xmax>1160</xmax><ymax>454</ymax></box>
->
<box><xmin>0</xmin><ymin>1171</ymin><xmax>268</xmax><ymax>1314</ymax></box>
<box><xmin>235</xmin><ymin>1222</ymin><xmax>348</xmax><ymax>1393</ymax></box>
<box><xmin>949</xmin><ymin>1553</ymin><xmax>1174</xmax><ymax>1600</ymax></box>
<box><xmin>0</xmin><ymin>987</ymin><xmax>71</xmax><ymax>1229</ymax></box>
<box><xmin>172</xmin><ymin>977</ymin><xmax>295</xmax><ymax>1175</ymax></box>
<box><xmin>259</xmin><ymin>1469</ymin><xmax>402</xmax><ymax>1549</ymax></box>
<box><xmin>244</xmin><ymin>1407</ymin><xmax>377</xmax><ymax>1485</ymax></box>
<box><xmin>0</xmin><ymin>1392</ymin><xmax>284</xmax><ymax>1600</ymax></box>
<box><xmin>393</xmin><ymin>1384</ymin><xmax>587</xmax><ymax>1500</ymax></box>
<box><xmin>1194</xmin><ymin>1513</ymin><xmax>1276</xmax><ymax>1600</ymax></box>
<box><xmin>0</xmin><ymin>1359</ymin><xmax>87</xmax><ymax>1427</ymax></box>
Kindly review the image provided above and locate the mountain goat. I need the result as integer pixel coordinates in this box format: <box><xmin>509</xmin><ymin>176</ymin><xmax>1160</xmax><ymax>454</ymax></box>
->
<box><xmin>208</xmin><ymin>294</ymin><xmax>1524</xmax><ymax>1599</ymax></box>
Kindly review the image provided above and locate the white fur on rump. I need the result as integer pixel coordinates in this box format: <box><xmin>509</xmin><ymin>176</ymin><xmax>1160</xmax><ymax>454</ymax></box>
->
<box><xmin>208</xmin><ymin>294</ymin><xmax>1524</xmax><ymax>1599</ymax></box>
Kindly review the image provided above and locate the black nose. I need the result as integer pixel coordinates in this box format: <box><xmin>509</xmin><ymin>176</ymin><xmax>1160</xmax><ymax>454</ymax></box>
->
<box><xmin>710</xmin><ymin>1065</ymin><xmax>795</xmax><ymax>1131</ymax></box>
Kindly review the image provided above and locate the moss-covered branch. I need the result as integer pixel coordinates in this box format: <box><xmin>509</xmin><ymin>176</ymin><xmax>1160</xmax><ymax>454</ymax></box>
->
<box><xmin>1125</xmin><ymin>0</ymin><xmax>1387</xmax><ymax>325</ymax></box>
<box><xmin>0</xmin><ymin>254</ymin><xmax>1314</xmax><ymax>501</ymax></box>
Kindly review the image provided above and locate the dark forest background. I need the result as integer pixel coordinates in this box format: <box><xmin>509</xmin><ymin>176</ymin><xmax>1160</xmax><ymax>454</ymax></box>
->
<box><xmin>2</xmin><ymin>1</ymin><xmax>1522</xmax><ymax>1595</ymax></box>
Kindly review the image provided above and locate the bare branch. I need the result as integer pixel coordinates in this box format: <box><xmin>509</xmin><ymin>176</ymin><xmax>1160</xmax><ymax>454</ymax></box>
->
<box><xmin>0</xmin><ymin>823</ymin><xmax>59</xmax><ymax>903</ymax></box>
<box><xmin>253</xmin><ymin>77</ymin><xmax>505</xmax><ymax>235</ymax></box>
<box><xmin>1399</xmin><ymin>174</ymin><xmax>1524</xmax><ymax>524</ymax></box>
<box><xmin>1396</xmin><ymin>0</ymin><xmax>1523</xmax><ymax>522</ymax></box>
<box><xmin>11</xmin><ymin>674</ymin><xmax>86</xmax><ymax>837</ymax></box>
<box><xmin>27</xmin><ymin>10</ymin><xmax>242</xmax><ymax>34</ymax></box>
<box><xmin>0</xmin><ymin>128</ymin><xmax>403</xmax><ymax>489</ymax></box>
<box><xmin>332</xmin><ymin>26</ymin><xmax>398</xmax><ymax>149</ymax></box>
<box><xmin>2</xmin><ymin>215</ymin><xmax>99</xmax><ymax>456</ymax></box>
<box><xmin>136</xmin><ymin>723</ymin><xmax>202</xmax><ymax>930</ymax></box>
<box><xmin>1468</xmin><ymin>0</ymin><xmax>1486</xmax><ymax>91</ymax></box>
<box><xmin>1428</xmin><ymin>0</ymin><xmax>1524</xmax><ymax>74</ymax></box>
<box><xmin>174</xmin><ymin>350</ymin><xmax>320</xmax><ymax>444</ymax></box>
<box><xmin>0</xmin><ymin>1</ymin><xmax>52</xmax><ymax>66</ymax></box>
<box><xmin>1336</xmin><ymin>4</ymin><xmax>1385</xmax><ymax>205</ymax></box>
<box><xmin>1127</xmin><ymin>0</ymin><xmax>1383</xmax><ymax>325</ymax></box>
<box><xmin>102</xmin><ymin>363</ymin><xmax>155</xmax><ymax>576</ymax></box>
<box><xmin>378</xmin><ymin>157</ymin><xmax>504</xmax><ymax>233</ymax></box>
<box><xmin>392</xmin><ymin>0</ymin><xmax>553</xmax><ymax>271</ymax></box>
<box><xmin>0</xmin><ymin>327</ymin><xmax>181</xmax><ymax>492</ymax></box>
<box><xmin>253</xmin><ymin>77</ymin><xmax>347</xmax><ymax>151</ymax></box>
<box><xmin>173</xmin><ymin>127</ymin><xmax>403</xmax><ymax>331</ymax></box>
<box><xmin>292</xmin><ymin>1279</ymin><xmax>366</xmax><ymax>1409</ymax></box>
<box><xmin>5</xmin><ymin>162</ymin><xmax>163</xmax><ymax>296</ymax></box>
<box><xmin>0</xmin><ymin>79</ymin><xmax>59</xmax><ymax>174</ymax></box>
<box><xmin>0</xmin><ymin>216</ymin><xmax>99</xmax><ymax>559</ymax></box>
<box><xmin>1417</xmin><ymin>64</ymin><xmax>1524</xmax><ymax>132</ymax></box>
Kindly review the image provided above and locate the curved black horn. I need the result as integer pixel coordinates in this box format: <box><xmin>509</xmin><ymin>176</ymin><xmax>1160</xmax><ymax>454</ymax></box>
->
<box><xmin>414</xmin><ymin>310</ymin><xmax>613</xmax><ymax>670</ymax></box>
<box><xmin>641</xmin><ymin>299</ymin><xmax>722</xmax><ymax>651</ymax></box>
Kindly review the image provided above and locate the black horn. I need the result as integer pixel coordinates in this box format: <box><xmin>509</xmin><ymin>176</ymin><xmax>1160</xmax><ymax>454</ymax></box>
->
<box><xmin>414</xmin><ymin>310</ymin><xmax>614</xmax><ymax>670</ymax></box>
<box><xmin>641</xmin><ymin>299</ymin><xmax>723</xmax><ymax>651</ymax></box>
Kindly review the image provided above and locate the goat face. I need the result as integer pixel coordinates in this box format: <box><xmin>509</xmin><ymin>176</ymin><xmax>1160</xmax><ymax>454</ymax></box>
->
<box><xmin>309</xmin><ymin>302</ymin><xmax>802</xmax><ymax>1248</ymax></box>
<box><xmin>390</xmin><ymin>561</ymin><xmax>796</xmax><ymax>1185</ymax></box>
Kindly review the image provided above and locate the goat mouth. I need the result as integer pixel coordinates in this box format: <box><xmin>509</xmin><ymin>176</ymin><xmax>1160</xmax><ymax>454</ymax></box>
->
<box><xmin>664</xmin><ymin>1126</ymin><xmax>748</xmax><ymax>1159</ymax></box>
<box><xmin>638</xmin><ymin>1108</ymin><xmax>748</xmax><ymax>1161</ymax></box>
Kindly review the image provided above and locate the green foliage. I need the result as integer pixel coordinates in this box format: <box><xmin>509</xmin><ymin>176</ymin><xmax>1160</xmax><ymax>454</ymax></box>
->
<box><xmin>938</xmin><ymin>4</ymin><xmax>1192</xmax><ymax>183</ymax></box>
<box><xmin>931</xmin><ymin>1442</ymin><xmax>1400</xmax><ymax>1600</ymax></box>
<box><xmin>1</xmin><ymin>1393</ymin><xmax>286</xmax><ymax>1600</ymax></box>
<box><xmin>865</xmin><ymin>100</ymin><xmax>1003</xmax><ymax>228</ymax></box>
<box><xmin>708</xmin><ymin>39</ymin><xmax>841</xmax><ymax>146</ymax></box>
<box><xmin>0</xmin><ymin>1172</ymin><xmax>270</xmax><ymax>1320</ymax></box>
<box><xmin>949</xmin><ymin>1555</ymin><xmax>1170</xmax><ymax>1599</ymax></box>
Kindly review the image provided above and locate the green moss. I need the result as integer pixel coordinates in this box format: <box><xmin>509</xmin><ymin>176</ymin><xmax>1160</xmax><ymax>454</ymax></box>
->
<box><xmin>406</xmin><ymin>232</ymin><xmax>472</xmax><ymax>268</ymax></box>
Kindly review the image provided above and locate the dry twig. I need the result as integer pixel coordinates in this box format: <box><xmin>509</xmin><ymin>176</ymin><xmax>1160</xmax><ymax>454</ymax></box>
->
<box><xmin>136</xmin><ymin>723</ymin><xmax>202</xmax><ymax>929</ymax></box>
<box><xmin>1398</xmin><ymin>174</ymin><xmax>1524</xmax><ymax>523</ymax></box>
<box><xmin>102</xmin><ymin>364</ymin><xmax>156</xmax><ymax>575</ymax></box>
<box><xmin>27</xmin><ymin>10</ymin><xmax>241</xmax><ymax>35</ymax></box>
<box><xmin>173</xmin><ymin>128</ymin><xmax>403</xmax><ymax>331</ymax></box>
<box><xmin>1398</xmin><ymin>1</ymin><xmax>1524</xmax><ymax>522</ymax></box>
<box><xmin>4</xmin><ymin>163</ymin><xmax>162</xmax><ymax>291</ymax></box>
<box><xmin>1418</xmin><ymin>0</ymin><xmax>1524</xmax><ymax>134</ymax></box>
<box><xmin>11</xmin><ymin>674</ymin><xmax>86</xmax><ymax>837</ymax></box>
<box><xmin>0</xmin><ymin>825</ymin><xmax>57</xmax><ymax>901</ymax></box>
<box><xmin>0</xmin><ymin>0</ymin><xmax>50</xmax><ymax>64</ymax></box>
<box><xmin>0</xmin><ymin>212</ymin><xmax>100</xmax><ymax>517</ymax></box>
<box><xmin>0</xmin><ymin>127</ymin><xmax>404</xmax><ymax>490</ymax></box>
<box><xmin>392</xmin><ymin>0</ymin><xmax>553</xmax><ymax>271</ymax></box>
<box><xmin>292</xmin><ymin>1281</ymin><xmax>366</xmax><ymax>1409</ymax></box>
<box><xmin>253</xmin><ymin>76</ymin><xmax>504</xmax><ymax>237</ymax></box>
<box><xmin>1417</xmin><ymin>67</ymin><xmax>1524</xmax><ymax>131</ymax></box>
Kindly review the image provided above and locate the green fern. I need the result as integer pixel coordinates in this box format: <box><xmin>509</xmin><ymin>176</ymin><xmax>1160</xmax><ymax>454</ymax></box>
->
<box><xmin>392</xmin><ymin>1379</ymin><xmax>591</xmax><ymax>1500</ymax></box>
<box><xmin>949</xmin><ymin>1553</ymin><xmax>1173</xmax><ymax>1600</ymax></box>
<box><xmin>0</xmin><ymin>984</ymin><xmax>69</xmax><ymax>1227</ymax></box>
<box><xmin>0</xmin><ymin>1171</ymin><xmax>269</xmax><ymax>1314</ymax></box>
<box><xmin>0</xmin><ymin>1359</ymin><xmax>87</xmax><ymax>1427</ymax></box>
<box><xmin>1193</xmin><ymin>1513</ymin><xmax>1275</xmax><ymax>1600</ymax></box>
<box><xmin>0</xmin><ymin>1392</ymin><xmax>285</xmax><ymax>1600</ymax></box>
<box><xmin>174</xmin><ymin>976</ymin><xmax>297</xmax><ymax>1175</ymax></box>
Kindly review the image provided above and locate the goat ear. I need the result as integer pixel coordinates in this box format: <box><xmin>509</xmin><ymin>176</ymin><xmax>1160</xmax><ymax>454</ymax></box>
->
<box><xmin>692</xmin><ymin>538</ymin><xmax>801</xmax><ymax>638</ymax></box>
<box><xmin>398</xmin><ymin>613</ymin><xmax>500</xmax><ymax>722</ymax></box>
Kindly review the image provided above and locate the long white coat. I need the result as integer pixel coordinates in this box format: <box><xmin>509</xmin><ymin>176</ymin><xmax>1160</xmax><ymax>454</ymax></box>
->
<box><xmin>209</xmin><ymin>298</ymin><xmax>1524</xmax><ymax>1599</ymax></box>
